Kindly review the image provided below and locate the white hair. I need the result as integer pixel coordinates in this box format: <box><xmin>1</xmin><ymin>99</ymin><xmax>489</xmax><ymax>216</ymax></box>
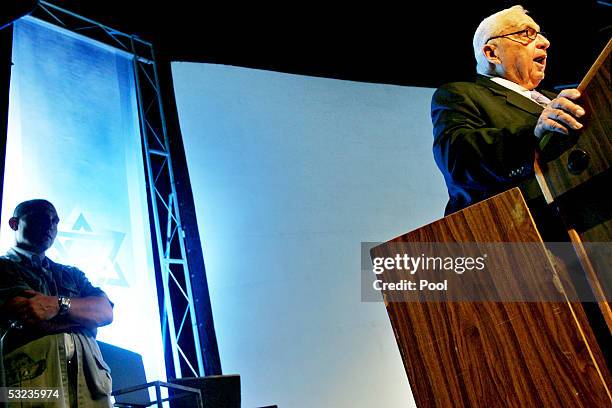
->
<box><xmin>473</xmin><ymin>5</ymin><xmax>529</xmax><ymax>75</ymax></box>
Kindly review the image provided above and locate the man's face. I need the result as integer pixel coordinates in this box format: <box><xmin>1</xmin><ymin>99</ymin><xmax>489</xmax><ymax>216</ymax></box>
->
<box><xmin>491</xmin><ymin>13</ymin><xmax>550</xmax><ymax>89</ymax></box>
<box><xmin>11</xmin><ymin>205</ymin><xmax>59</xmax><ymax>254</ymax></box>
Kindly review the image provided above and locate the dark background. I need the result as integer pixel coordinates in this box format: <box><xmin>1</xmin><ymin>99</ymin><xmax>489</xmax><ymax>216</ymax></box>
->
<box><xmin>1</xmin><ymin>0</ymin><xmax>610</xmax><ymax>386</ymax></box>
<box><xmin>53</xmin><ymin>0</ymin><xmax>611</xmax><ymax>90</ymax></box>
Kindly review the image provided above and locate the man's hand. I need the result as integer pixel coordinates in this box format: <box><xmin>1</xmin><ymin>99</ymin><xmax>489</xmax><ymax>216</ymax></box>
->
<box><xmin>5</xmin><ymin>289</ymin><xmax>59</xmax><ymax>324</ymax></box>
<box><xmin>535</xmin><ymin>89</ymin><xmax>585</xmax><ymax>138</ymax></box>
<box><xmin>4</xmin><ymin>289</ymin><xmax>113</xmax><ymax>330</ymax></box>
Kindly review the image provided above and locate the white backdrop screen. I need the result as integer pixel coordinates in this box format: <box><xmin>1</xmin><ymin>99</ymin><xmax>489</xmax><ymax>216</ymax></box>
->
<box><xmin>171</xmin><ymin>62</ymin><xmax>449</xmax><ymax>407</ymax></box>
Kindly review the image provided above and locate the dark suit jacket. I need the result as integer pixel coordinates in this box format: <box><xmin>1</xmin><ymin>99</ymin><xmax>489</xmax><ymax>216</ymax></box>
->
<box><xmin>431</xmin><ymin>75</ymin><xmax>556</xmax><ymax>215</ymax></box>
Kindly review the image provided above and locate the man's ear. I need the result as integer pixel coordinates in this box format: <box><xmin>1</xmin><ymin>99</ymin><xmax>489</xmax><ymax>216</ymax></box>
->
<box><xmin>483</xmin><ymin>44</ymin><xmax>501</xmax><ymax>65</ymax></box>
<box><xmin>8</xmin><ymin>217</ymin><xmax>19</xmax><ymax>231</ymax></box>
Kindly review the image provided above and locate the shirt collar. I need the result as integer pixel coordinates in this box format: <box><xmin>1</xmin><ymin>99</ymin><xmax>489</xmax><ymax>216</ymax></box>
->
<box><xmin>11</xmin><ymin>246</ymin><xmax>50</xmax><ymax>269</ymax></box>
<box><xmin>488</xmin><ymin>76</ymin><xmax>533</xmax><ymax>100</ymax></box>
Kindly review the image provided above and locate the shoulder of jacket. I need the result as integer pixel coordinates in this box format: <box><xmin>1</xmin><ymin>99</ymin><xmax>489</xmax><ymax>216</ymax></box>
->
<box><xmin>0</xmin><ymin>255</ymin><xmax>17</xmax><ymax>264</ymax></box>
<box><xmin>432</xmin><ymin>81</ymin><xmax>494</xmax><ymax>109</ymax></box>
<box><xmin>436</xmin><ymin>80</ymin><xmax>493</xmax><ymax>95</ymax></box>
<box><xmin>47</xmin><ymin>258</ymin><xmax>82</xmax><ymax>274</ymax></box>
<box><xmin>0</xmin><ymin>256</ymin><xmax>21</xmax><ymax>273</ymax></box>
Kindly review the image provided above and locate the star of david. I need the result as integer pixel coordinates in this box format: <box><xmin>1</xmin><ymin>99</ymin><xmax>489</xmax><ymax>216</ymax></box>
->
<box><xmin>53</xmin><ymin>213</ymin><xmax>129</xmax><ymax>287</ymax></box>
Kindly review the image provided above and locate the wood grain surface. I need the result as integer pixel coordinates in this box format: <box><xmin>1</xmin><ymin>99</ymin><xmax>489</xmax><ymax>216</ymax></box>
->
<box><xmin>534</xmin><ymin>38</ymin><xmax>612</xmax><ymax>333</ymax></box>
<box><xmin>371</xmin><ymin>188</ymin><xmax>611</xmax><ymax>407</ymax></box>
<box><xmin>536</xmin><ymin>38</ymin><xmax>611</xmax><ymax>200</ymax></box>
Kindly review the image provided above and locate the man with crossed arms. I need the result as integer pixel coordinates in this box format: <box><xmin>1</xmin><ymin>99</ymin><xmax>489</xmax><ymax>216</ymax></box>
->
<box><xmin>1</xmin><ymin>199</ymin><xmax>113</xmax><ymax>407</ymax></box>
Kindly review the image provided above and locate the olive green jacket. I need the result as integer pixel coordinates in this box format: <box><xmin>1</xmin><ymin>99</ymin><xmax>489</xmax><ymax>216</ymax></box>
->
<box><xmin>1</xmin><ymin>250</ymin><xmax>112</xmax><ymax>407</ymax></box>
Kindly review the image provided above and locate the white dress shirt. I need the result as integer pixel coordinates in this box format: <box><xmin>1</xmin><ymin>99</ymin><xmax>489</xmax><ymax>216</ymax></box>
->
<box><xmin>489</xmin><ymin>76</ymin><xmax>550</xmax><ymax>106</ymax></box>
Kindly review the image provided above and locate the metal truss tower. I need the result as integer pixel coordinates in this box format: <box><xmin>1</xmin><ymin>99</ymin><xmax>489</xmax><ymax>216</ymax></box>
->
<box><xmin>27</xmin><ymin>1</ymin><xmax>218</xmax><ymax>379</ymax></box>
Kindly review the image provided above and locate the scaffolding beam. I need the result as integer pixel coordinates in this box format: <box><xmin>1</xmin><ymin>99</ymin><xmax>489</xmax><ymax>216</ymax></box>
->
<box><xmin>27</xmin><ymin>1</ymin><xmax>220</xmax><ymax>379</ymax></box>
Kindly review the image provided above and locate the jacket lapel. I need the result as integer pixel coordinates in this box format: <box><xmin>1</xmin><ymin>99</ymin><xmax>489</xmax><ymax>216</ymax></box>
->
<box><xmin>475</xmin><ymin>75</ymin><xmax>544</xmax><ymax>116</ymax></box>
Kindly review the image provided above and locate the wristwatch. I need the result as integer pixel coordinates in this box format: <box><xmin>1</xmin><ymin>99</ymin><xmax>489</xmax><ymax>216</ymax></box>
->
<box><xmin>58</xmin><ymin>296</ymin><xmax>72</xmax><ymax>316</ymax></box>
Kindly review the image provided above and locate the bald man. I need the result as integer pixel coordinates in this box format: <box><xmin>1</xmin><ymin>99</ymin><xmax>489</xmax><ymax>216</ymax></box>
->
<box><xmin>0</xmin><ymin>199</ymin><xmax>114</xmax><ymax>407</ymax></box>
<box><xmin>432</xmin><ymin>5</ymin><xmax>584</xmax><ymax>216</ymax></box>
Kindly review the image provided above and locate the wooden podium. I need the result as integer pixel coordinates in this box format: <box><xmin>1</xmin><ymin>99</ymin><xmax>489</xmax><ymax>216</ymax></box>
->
<box><xmin>535</xmin><ymin>38</ymin><xmax>612</xmax><ymax>331</ymax></box>
<box><xmin>370</xmin><ymin>40</ymin><xmax>612</xmax><ymax>407</ymax></box>
<box><xmin>370</xmin><ymin>189</ymin><xmax>611</xmax><ymax>407</ymax></box>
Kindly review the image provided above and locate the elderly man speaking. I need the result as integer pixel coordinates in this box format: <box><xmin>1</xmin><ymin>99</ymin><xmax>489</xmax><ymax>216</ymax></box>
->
<box><xmin>432</xmin><ymin>5</ymin><xmax>585</xmax><ymax>217</ymax></box>
<box><xmin>0</xmin><ymin>199</ymin><xmax>114</xmax><ymax>407</ymax></box>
